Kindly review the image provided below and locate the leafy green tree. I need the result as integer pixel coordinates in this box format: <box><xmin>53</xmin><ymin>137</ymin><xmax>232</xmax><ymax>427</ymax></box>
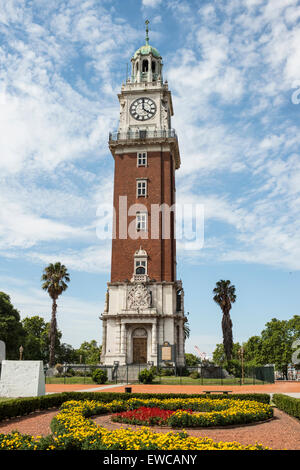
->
<box><xmin>185</xmin><ymin>353</ymin><xmax>200</xmax><ymax>367</ymax></box>
<box><xmin>287</xmin><ymin>315</ymin><xmax>300</xmax><ymax>339</ymax></box>
<box><xmin>0</xmin><ymin>292</ymin><xmax>25</xmax><ymax>359</ymax></box>
<box><xmin>212</xmin><ymin>343</ymin><xmax>241</xmax><ymax>365</ymax></box>
<box><xmin>213</xmin><ymin>280</ymin><xmax>236</xmax><ymax>361</ymax></box>
<box><xmin>213</xmin><ymin>316</ymin><xmax>300</xmax><ymax>377</ymax></box>
<box><xmin>289</xmin><ymin>315</ymin><xmax>300</xmax><ymax>367</ymax></box>
<box><xmin>41</xmin><ymin>262</ymin><xmax>70</xmax><ymax>367</ymax></box>
<box><xmin>22</xmin><ymin>316</ymin><xmax>49</xmax><ymax>361</ymax></box>
<box><xmin>243</xmin><ymin>336</ymin><xmax>263</xmax><ymax>364</ymax></box>
<box><xmin>22</xmin><ymin>315</ymin><xmax>64</xmax><ymax>363</ymax></box>
<box><xmin>76</xmin><ymin>340</ymin><xmax>102</xmax><ymax>364</ymax></box>
<box><xmin>56</xmin><ymin>343</ymin><xmax>79</xmax><ymax>364</ymax></box>
<box><xmin>259</xmin><ymin>318</ymin><xmax>295</xmax><ymax>378</ymax></box>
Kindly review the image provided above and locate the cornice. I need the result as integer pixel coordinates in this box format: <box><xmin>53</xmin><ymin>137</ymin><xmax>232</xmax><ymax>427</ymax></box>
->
<box><xmin>109</xmin><ymin>136</ymin><xmax>180</xmax><ymax>169</ymax></box>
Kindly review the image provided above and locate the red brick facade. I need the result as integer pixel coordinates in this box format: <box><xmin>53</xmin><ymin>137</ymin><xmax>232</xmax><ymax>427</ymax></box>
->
<box><xmin>110</xmin><ymin>149</ymin><xmax>176</xmax><ymax>283</ymax></box>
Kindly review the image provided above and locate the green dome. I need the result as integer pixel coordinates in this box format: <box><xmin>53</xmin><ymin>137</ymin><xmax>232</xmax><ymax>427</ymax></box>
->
<box><xmin>133</xmin><ymin>44</ymin><xmax>161</xmax><ymax>59</ymax></box>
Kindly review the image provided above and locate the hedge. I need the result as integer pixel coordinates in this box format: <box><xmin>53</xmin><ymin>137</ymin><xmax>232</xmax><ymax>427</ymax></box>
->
<box><xmin>0</xmin><ymin>392</ymin><xmax>271</xmax><ymax>422</ymax></box>
<box><xmin>273</xmin><ymin>394</ymin><xmax>300</xmax><ymax>419</ymax></box>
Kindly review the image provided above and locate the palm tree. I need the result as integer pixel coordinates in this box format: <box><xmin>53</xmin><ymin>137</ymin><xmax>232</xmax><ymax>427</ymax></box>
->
<box><xmin>41</xmin><ymin>262</ymin><xmax>70</xmax><ymax>367</ymax></box>
<box><xmin>213</xmin><ymin>280</ymin><xmax>236</xmax><ymax>362</ymax></box>
<box><xmin>183</xmin><ymin>321</ymin><xmax>190</xmax><ymax>340</ymax></box>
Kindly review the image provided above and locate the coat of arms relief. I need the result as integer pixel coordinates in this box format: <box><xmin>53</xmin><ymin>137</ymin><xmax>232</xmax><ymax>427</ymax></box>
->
<box><xmin>127</xmin><ymin>284</ymin><xmax>151</xmax><ymax>310</ymax></box>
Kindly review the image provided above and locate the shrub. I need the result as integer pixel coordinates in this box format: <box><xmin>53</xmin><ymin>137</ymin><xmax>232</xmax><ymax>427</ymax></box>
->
<box><xmin>91</xmin><ymin>369</ymin><xmax>108</xmax><ymax>384</ymax></box>
<box><xmin>225</xmin><ymin>359</ymin><xmax>241</xmax><ymax>377</ymax></box>
<box><xmin>273</xmin><ymin>394</ymin><xmax>300</xmax><ymax>419</ymax></box>
<box><xmin>178</xmin><ymin>367</ymin><xmax>190</xmax><ymax>376</ymax></box>
<box><xmin>138</xmin><ymin>368</ymin><xmax>155</xmax><ymax>384</ymax></box>
<box><xmin>55</xmin><ymin>364</ymin><xmax>64</xmax><ymax>374</ymax></box>
<box><xmin>189</xmin><ymin>371</ymin><xmax>200</xmax><ymax>379</ymax></box>
<box><xmin>149</xmin><ymin>365</ymin><xmax>157</xmax><ymax>376</ymax></box>
<box><xmin>160</xmin><ymin>368</ymin><xmax>174</xmax><ymax>376</ymax></box>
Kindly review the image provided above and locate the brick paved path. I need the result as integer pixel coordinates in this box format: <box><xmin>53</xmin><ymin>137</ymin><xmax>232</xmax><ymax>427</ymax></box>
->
<box><xmin>0</xmin><ymin>407</ymin><xmax>299</xmax><ymax>450</ymax></box>
<box><xmin>46</xmin><ymin>381</ymin><xmax>300</xmax><ymax>394</ymax></box>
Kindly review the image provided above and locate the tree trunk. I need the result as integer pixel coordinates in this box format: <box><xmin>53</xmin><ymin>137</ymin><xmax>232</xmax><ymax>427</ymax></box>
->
<box><xmin>222</xmin><ymin>311</ymin><xmax>233</xmax><ymax>362</ymax></box>
<box><xmin>49</xmin><ymin>297</ymin><xmax>57</xmax><ymax>367</ymax></box>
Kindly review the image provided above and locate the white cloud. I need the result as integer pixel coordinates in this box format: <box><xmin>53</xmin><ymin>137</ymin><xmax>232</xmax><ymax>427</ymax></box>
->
<box><xmin>0</xmin><ymin>277</ymin><xmax>103</xmax><ymax>348</ymax></box>
<box><xmin>0</xmin><ymin>199</ymin><xmax>86</xmax><ymax>250</ymax></box>
<box><xmin>26</xmin><ymin>245</ymin><xmax>111</xmax><ymax>274</ymax></box>
<box><xmin>142</xmin><ymin>0</ymin><xmax>162</xmax><ymax>8</ymax></box>
<box><xmin>1</xmin><ymin>0</ymin><xmax>300</xmax><ymax>279</ymax></box>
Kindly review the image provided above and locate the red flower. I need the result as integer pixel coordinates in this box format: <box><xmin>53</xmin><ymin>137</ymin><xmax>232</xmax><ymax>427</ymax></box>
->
<box><xmin>112</xmin><ymin>407</ymin><xmax>191</xmax><ymax>426</ymax></box>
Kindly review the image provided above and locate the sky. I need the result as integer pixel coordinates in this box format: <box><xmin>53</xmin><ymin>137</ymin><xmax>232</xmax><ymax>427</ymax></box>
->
<box><xmin>1</xmin><ymin>0</ymin><xmax>300</xmax><ymax>357</ymax></box>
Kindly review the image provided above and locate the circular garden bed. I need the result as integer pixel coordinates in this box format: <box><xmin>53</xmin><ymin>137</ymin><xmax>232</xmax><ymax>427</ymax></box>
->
<box><xmin>0</xmin><ymin>397</ymin><xmax>273</xmax><ymax>450</ymax></box>
<box><xmin>111</xmin><ymin>397</ymin><xmax>273</xmax><ymax>428</ymax></box>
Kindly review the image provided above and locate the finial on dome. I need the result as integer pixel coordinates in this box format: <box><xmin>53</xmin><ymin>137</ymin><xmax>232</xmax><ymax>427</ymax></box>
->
<box><xmin>145</xmin><ymin>19</ymin><xmax>149</xmax><ymax>45</ymax></box>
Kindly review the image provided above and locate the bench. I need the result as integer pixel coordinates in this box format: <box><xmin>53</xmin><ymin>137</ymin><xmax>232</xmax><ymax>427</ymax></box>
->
<box><xmin>203</xmin><ymin>391</ymin><xmax>232</xmax><ymax>395</ymax></box>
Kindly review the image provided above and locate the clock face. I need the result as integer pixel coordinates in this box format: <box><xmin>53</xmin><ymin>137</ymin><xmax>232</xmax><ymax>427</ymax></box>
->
<box><xmin>130</xmin><ymin>97</ymin><xmax>156</xmax><ymax>121</ymax></box>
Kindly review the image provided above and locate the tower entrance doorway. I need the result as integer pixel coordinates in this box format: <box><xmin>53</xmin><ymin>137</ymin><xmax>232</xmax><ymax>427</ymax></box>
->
<box><xmin>132</xmin><ymin>328</ymin><xmax>147</xmax><ymax>364</ymax></box>
<box><xmin>133</xmin><ymin>338</ymin><xmax>147</xmax><ymax>363</ymax></box>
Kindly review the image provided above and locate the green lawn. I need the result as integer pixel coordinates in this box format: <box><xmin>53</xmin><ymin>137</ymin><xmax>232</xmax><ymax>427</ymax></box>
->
<box><xmin>46</xmin><ymin>376</ymin><xmax>94</xmax><ymax>384</ymax></box>
<box><xmin>152</xmin><ymin>376</ymin><xmax>266</xmax><ymax>385</ymax></box>
<box><xmin>45</xmin><ymin>375</ymin><xmax>267</xmax><ymax>385</ymax></box>
<box><xmin>45</xmin><ymin>376</ymin><xmax>116</xmax><ymax>385</ymax></box>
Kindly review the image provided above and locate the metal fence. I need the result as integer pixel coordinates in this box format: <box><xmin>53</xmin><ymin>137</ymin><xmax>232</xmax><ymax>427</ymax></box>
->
<box><xmin>44</xmin><ymin>363</ymin><xmax>275</xmax><ymax>385</ymax></box>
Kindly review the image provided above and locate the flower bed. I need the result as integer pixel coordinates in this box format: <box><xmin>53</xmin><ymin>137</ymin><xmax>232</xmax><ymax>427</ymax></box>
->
<box><xmin>113</xmin><ymin>397</ymin><xmax>273</xmax><ymax>428</ymax></box>
<box><xmin>111</xmin><ymin>406</ymin><xmax>179</xmax><ymax>426</ymax></box>
<box><xmin>0</xmin><ymin>399</ymin><xmax>272</xmax><ymax>450</ymax></box>
<box><xmin>0</xmin><ymin>392</ymin><xmax>271</xmax><ymax>422</ymax></box>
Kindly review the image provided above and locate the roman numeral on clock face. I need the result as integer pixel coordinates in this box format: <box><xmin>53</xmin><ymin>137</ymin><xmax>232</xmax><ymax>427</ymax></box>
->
<box><xmin>130</xmin><ymin>97</ymin><xmax>157</xmax><ymax>121</ymax></box>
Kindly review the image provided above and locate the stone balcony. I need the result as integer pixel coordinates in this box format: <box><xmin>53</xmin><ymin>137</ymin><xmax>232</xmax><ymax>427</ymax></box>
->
<box><xmin>109</xmin><ymin>128</ymin><xmax>177</xmax><ymax>142</ymax></box>
<box><xmin>108</xmin><ymin>128</ymin><xmax>181</xmax><ymax>169</ymax></box>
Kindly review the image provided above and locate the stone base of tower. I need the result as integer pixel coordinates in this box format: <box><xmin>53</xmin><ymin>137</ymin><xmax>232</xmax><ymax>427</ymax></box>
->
<box><xmin>100</xmin><ymin>280</ymin><xmax>186</xmax><ymax>368</ymax></box>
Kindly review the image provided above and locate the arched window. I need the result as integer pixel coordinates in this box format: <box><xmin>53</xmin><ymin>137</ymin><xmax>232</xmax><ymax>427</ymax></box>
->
<box><xmin>136</xmin><ymin>262</ymin><xmax>146</xmax><ymax>275</ymax></box>
<box><xmin>151</xmin><ymin>60</ymin><xmax>156</xmax><ymax>73</ymax></box>
<box><xmin>142</xmin><ymin>59</ymin><xmax>148</xmax><ymax>72</ymax></box>
<box><xmin>133</xmin><ymin>247</ymin><xmax>148</xmax><ymax>280</ymax></box>
<box><xmin>176</xmin><ymin>290</ymin><xmax>182</xmax><ymax>311</ymax></box>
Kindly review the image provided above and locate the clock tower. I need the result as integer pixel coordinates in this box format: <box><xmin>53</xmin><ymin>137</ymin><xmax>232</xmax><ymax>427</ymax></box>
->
<box><xmin>100</xmin><ymin>22</ymin><xmax>186</xmax><ymax>371</ymax></box>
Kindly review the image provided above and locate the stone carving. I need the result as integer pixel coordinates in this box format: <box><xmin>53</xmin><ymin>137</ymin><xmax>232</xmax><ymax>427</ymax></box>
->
<box><xmin>132</xmin><ymin>328</ymin><xmax>147</xmax><ymax>337</ymax></box>
<box><xmin>119</xmin><ymin>99</ymin><xmax>126</xmax><ymax>130</ymax></box>
<box><xmin>127</xmin><ymin>284</ymin><xmax>151</xmax><ymax>310</ymax></box>
<box><xmin>161</xmin><ymin>98</ymin><xmax>169</xmax><ymax>128</ymax></box>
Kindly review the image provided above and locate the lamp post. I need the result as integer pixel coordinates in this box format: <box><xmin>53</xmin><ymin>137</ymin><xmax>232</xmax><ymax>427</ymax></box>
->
<box><xmin>239</xmin><ymin>346</ymin><xmax>244</xmax><ymax>385</ymax></box>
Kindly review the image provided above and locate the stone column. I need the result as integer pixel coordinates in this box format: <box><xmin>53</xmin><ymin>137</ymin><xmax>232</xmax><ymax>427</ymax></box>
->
<box><xmin>138</xmin><ymin>57</ymin><xmax>142</xmax><ymax>83</ymax></box>
<box><xmin>152</xmin><ymin>320</ymin><xmax>157</xmax><ymax>355</ymax></box>
<box><xmin>121</xmin><ymin>322</ymin><xmax>126</xmax><ymax>355</ymax></box>
<box><xmin>102</xmin><ymin>320</ymin><xmax>107</xmax><ymax>356</ymax></box>
<box><xmin>116</xmin><ymin>321</ymin><xmax>121</xmax><ymax>354</ymax></box>
<box><xmin>179</xmin><ymin>319</ymin><xmax>184</xmax><ymax>358</ymax></box>
<box><xmin>181</xmin><ymin>289</ymin><xmax>185</xmax><ymax>313</ymax></box>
